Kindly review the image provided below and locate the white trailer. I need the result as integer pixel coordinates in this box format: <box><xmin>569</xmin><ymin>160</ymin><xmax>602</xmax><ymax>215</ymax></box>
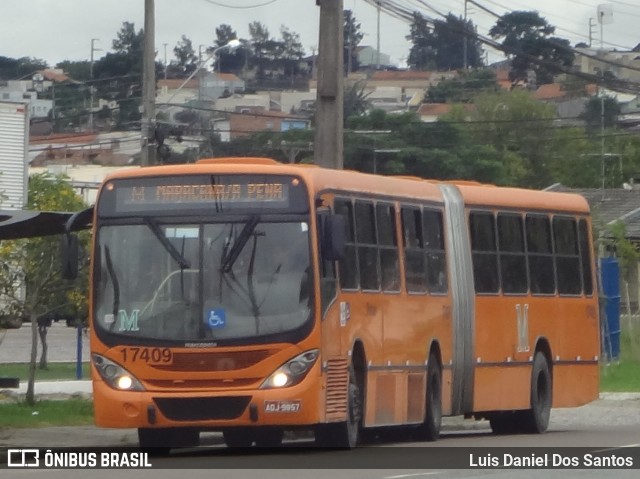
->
<box><xmin>0</xmin><ymin>101</ymin><xmax>30</xmax><ymax>210</ymax></box>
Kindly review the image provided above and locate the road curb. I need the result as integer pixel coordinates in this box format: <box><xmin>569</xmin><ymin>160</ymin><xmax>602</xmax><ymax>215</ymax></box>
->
<box><xmin>599</xmin><ymin>392</ymin><xmax>640</xmax><ymax>400</ymax></box>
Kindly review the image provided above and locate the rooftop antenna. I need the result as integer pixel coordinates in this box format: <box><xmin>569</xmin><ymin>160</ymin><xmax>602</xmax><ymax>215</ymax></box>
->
<box><xmin>597</xmin><ymin>4</ymin><xmax>613</xmax><ymax>50</ymax></box>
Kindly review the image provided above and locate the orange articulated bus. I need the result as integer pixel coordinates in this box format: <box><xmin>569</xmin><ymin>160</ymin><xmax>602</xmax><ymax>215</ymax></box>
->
<box><xmin>66</xmin><ymin>157</ymin><xmax>600</xmax><ymax>449</ymax></box>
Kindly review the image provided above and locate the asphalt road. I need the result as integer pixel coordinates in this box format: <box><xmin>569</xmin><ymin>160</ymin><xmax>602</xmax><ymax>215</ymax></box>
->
<box><xmin>2</xmin><ymin>420</ymin><xmax>639</xmax><ymax>478</ymax></box>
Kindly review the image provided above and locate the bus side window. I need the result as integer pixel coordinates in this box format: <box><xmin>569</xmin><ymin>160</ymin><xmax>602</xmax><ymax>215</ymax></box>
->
<box><xmin>402</xmin><ymin>206</ymin><xmax>426</xmax><ymax>293</ymax></box>
<box><xmin>377</xmin><ymin>203</ymin><xmax>400</xmax><ymax>293</ymax></box>
<box><xmin>497</xmin><ymin>213</ymin><xmax>528</xmax><ymax>294</ymax></box>
<box><xmin>355</xmin><ymin>200</ymin><xmax>380</xmax><ymax>291</ymax></box>
<box><xmin>553</xmin><ymin>216</ymin><xmax>582</xmax><ymax>295</ymax></box>
<box><xmin>470</xmin><ymin>211</ymin><xmax>500</xmax><ymax>294</ymax></box>
<box><xmin>423</xmin><ymin>209</ymin><xmax>447</xmax><ymax>293</ymax></box>
<box><xmin>335</xmin><ymin>199</ymin><xmax>359</xmax><ymax>290</ymax></box>
<box><xmin>578</xmin><ymin>219</ymin><xmax>594</xmax><ymax>295</ymax></box>
<box><xmin>526</xmin><ymin>214</ymin><xmax>556</xmax><ymax>295</ymax></box>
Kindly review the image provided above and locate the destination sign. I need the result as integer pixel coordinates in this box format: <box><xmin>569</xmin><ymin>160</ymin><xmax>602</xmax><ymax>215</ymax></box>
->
<box><xmin>97</xmin><ymin>174</ymin><xmax>308</xmax><ymax>216</ymax></box>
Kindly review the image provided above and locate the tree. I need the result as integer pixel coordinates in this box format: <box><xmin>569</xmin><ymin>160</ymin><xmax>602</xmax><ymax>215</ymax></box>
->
<box><xmin>581</xmin><ymin>95</ymin><xmax>621</xmax><ymax>133</ymax></box>
<box><xmin>344</xmin><ymin>9</ymin><xmax>364</xmax><ymax>74</ymax></box>
<box><xmin>0</xmin><ymin>173</ymin><xmax>88</xmax><ymax>404</ymax></box>
<box><xmin>427</xmin><ymin>69</ymin><xmax>498</xmax><ymax>103</ymax></box>
<box><xmin>407</xmin><ymin>12</ymin><xmax>436</xmax><ymax>70</ymax></box>
<box><xmin>343</xmin><ymin>80</ymin><xmax>371</xmax><ymax>122</ymax></box>
<box><xmin>92</xmin><ymin>22</ymin><xmax>154</xmax><ymax>127</ymax></box>
<box><xmin>279</xmin><ymin>26</ymin><xmax>305</xmax><ymax>83</ymax></box>
<box><xmin>112</xmin><ymin>21</ymin><xmax>144</xmax><ymax>55</ymax></box>
<box><xmin>489</xmin><ymin>11</ymin><xmax>574</xmax><ymax>86</ymax></box>
<box><xmin>0</xmin><ymin>56</ymin><xmax>48</xmax><ymax>80</ymax></box>
<box><xmin>214</xmin><ymin>24</ymin><xmax>245</xmax><ymax>74</ymax></box>
<box><xmin>168</xmin><ymin>35</ymin><xmax>198</xmax><ymax>78</ymax></box>
<box><xmin>36</xmin><ymin>77</ymin><xmax>90</xmax><ymax>132</ymax></box>
<box><xmin>248</xmin><ymin>21</ymin><xmax>273</xmax><ymax>80</ymax></box>
<box><xmin>54</xmin><ymin>60</ymin><xmax>91</xmax><ymax>81</ymax></box>
<box><xmin>407</xmin><ymin>12</ymin><xmax>483</xmax><ymax>71</ymax></box>
<box><xmin>344</xmin><ymin>109</ymin><xmax>510</xmax><ymax>183</ymax></box>
<box><xmin>432</xmin><ymin>14</ymin><xmax>483</xmax><ymax>70</ymax></box>
<box><xmin>470</xmin><ymin>89</ymin><xmax>557</xmax><ymax>186</ymax></box>
<box><xmin>607</xmin><ymin>222</ymin><xmax>640</xmax><ymax>285</ymax></box>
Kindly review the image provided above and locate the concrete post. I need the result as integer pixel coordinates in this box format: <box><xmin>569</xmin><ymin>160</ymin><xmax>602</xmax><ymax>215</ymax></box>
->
<box><xmin>314</xmin><ymin>0</ymin><xmax>344</xmax><ymax>169</ymax></box>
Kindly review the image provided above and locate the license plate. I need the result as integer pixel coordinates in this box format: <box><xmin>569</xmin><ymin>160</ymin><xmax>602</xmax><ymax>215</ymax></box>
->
<box><xmin>264</xmin><ymin>400</ymin><xmax>301</xmax><ymax>413</ymax></box>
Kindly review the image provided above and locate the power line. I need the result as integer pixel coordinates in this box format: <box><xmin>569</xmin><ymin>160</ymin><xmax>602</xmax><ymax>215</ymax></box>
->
<box><xmin>368</xmin><ymin>0</ymin><xmax>640</xmax><ymax>93</ymax></box>
<box><xmin>201</xmin><ymin>0</ymin><xmax>280</xmax><ymax>9</ymax></box>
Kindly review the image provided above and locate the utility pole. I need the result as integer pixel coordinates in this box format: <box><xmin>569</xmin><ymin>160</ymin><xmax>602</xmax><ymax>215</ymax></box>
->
<box><xmin>163</xmin><ymin>42</ymin><xmax>168</xmax><ymax>80</ymax></box>
<box><xmin>376</xmin><ymin>1</ymin><xmax>381</xmax><ymax>69</ymax></box>
<box><xmin>588</xmin><ymin>17</ymin><xmax>596</xmax><ymax>47</ymax></box>
<box><xmin>141</xmin><ymin>0</ymin><xmax>156</xmax><ymax>166</ymax></box>
<box><xmin>89</xmin><ymin>38</ymin><xmax>100</xmax><ymax>132</ymax></box>
<box><xmin>463</xmin><ymin>0</ymin><xmax>468</xmax><ymax>69</ymax></box>
<box><xmin>315</xmin><ymin>0</ymin><xmax>344</xmax><ymax>169</ymax></box>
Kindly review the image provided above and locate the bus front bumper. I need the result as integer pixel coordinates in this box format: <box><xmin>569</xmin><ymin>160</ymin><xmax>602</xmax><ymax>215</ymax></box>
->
<box><xmin>92</xmin><ymin>373</ymin><xmax>324</xmax><ymax>429</ymax></box>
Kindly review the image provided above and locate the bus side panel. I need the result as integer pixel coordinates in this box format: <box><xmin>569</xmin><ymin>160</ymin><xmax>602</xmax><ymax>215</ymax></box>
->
<box><xmin>472</xmin><ymin>366</ymin><xmax>530</xmax><ymax>412</ymax></box>
<box><xmin>472</xmin><ymin>297</ymin><xmax>531</xmax><ymax>411</ymax></box>
<box><xmin>529</xmin><ymin>297</ymin><xmax>600</xmax><ymax>408</ymax></box>
<box><xmin>552</xmin><ymin>363</ymin><xmax>599</xmax><ymax>407</ymax></box>
<box><xmin>472</xmin><ymin>296</ymin><xmax>600</xmax><ymax>412</ymax></box>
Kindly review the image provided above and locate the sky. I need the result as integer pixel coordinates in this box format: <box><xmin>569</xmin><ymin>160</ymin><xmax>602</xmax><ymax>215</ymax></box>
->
<box><xmin>1</xmin><ymin>0</ymin><xmax>639</xmax><ymax>70</ymax></box>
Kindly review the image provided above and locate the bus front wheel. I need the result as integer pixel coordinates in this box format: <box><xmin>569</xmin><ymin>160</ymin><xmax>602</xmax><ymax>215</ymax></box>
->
<box><xmin>316</xmin><ymin>366</ymin><xmax>362</xmax><ymax>448</ymax></box>
<box><xmin>138</xmin><ymin>427</ymin><xmax>199</xmax><ymax>452</ymax></box>
<box><xmin>223</xmin><ymin>428</ymin><xmax>255</xmax><ymax>447</ymax></box>
<box><xmin>519</xmin><ymin>352</ymin><xmax>552</xmax><ymax>433</ymax></box>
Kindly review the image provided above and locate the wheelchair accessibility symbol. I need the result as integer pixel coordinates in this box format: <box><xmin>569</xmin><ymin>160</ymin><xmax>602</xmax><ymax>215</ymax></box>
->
<box><xmin>205</xmin><ymin>309</ymin><xmax>226</xmax><ymax>329</ymax></box>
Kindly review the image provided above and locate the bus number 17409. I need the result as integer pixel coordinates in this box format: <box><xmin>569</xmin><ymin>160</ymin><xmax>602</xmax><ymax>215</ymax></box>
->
<box><xmin>120</xmin><ymin>347</ymin><xmax>173</xmax><ymax>365</ymax></box>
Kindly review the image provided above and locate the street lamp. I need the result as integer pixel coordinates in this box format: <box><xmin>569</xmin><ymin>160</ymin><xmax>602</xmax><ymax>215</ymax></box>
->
<box><xmin>163</xmin><ymin>39</ymin><xmax>241</xmax><ymax>107</ymax></box>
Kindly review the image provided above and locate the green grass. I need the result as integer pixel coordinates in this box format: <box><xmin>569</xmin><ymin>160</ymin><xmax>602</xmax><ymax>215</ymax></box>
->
<box><xmin>599</xmin><ymin>323</ymin><xmax>640</xmax><ymax>392</ymax></box>
<box><xmin>0</xmin><ymin>399</ymin><xmax>93</xmax><ymax>428</ymax></box>
<box><xmin>0</xmin><ymin>362</ymin><xmax>90</xmax><ymax>382</ymax></box>
<box><xmin>600</xmin><ymin>359</ymin><xmax>640</xmax><ymax>392</ymax></box>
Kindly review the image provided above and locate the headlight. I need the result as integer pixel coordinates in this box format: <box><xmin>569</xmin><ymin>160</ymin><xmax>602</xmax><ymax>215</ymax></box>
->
<box><xmin>260</xmin><ymin>349</ymin><xmax>319</xmax><ymax>389</ymax></box>
<box><xmin>92</xmin><ymin>354</ymin><xmax>145</xmax><ymax>391</ymax></box>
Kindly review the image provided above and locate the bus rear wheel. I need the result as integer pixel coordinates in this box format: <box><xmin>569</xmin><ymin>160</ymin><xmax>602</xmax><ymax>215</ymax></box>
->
<box><xmin>518</xmin><ymin>352</ymin><xmax>552</xmax><ymax>433</ymax></box>
<box><xmin>489</xmin><ymin>412</ymin><xmax>519</xmax><ymax>435</ymax></box>
<box><xmin>415</xmin><ymin>352</ymin><xmax>442</xmax><ymax>441</ymax></box>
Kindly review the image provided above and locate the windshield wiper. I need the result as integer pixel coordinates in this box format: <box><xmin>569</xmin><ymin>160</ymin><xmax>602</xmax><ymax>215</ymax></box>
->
<box><xmin>144</xmin><ymin>217</ymin><xmax>191</xmax><ymax>269</ymax></box>
<box><xmin>104</xmin><ymin>245</ymin><xmax>120</xmax><ymax>330</ymax></box>
<box><xmin>220</xmin><ymin>215</ymin><xmax>259</xmax><ymax>273</ymax></box>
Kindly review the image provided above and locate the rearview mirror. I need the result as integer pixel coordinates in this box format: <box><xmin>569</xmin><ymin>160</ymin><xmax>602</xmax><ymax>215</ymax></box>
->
<box><xmin>60</xmin><ymin>234</ymin><xmax>79</xmax><ymax>280</ymax></box>
<box><xmin>320</xmin><ymin>214</ymin><xmax>345</xmax><ymax>262</ymax></box>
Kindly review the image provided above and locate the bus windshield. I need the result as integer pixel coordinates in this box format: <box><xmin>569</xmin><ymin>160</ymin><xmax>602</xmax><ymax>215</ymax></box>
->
<box><xmin>94</xmin><ymin>219</ymin><xmax>312</xmax><ymax>344</ymax></box>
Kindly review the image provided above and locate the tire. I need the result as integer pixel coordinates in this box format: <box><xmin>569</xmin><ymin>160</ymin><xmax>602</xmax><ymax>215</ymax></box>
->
<box><xmin>254</xmin><ymin>428</ymin><xmax>284</xmax><ymax>447</ymax></box>
<box><xmin>415</xmin><ymin>352</ymin><xmax>442</xmax><ymax>441</ymax></box>
<box><xmin>316</xmin><ymin>366</ymin><xmax>362</xmax><ymax>449</ymax></box>
<box><xmin>489</xmin><ymin>412</ymin><xmax>519</xmax><ymax>435</ymax></box>
<box><xmin>223</xmin><ymin>428</ymin><xmax>254</xmax><ymax>448</ymax></box>
<box><xmin>519</xmin><ymin>352</ymin><xmax>552</xmax><ymax>434</ymax></box>
<box><xmin>138</xmin><ymin>427</ymin><xmax>199</xmax><ymax>454</ymax></box>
